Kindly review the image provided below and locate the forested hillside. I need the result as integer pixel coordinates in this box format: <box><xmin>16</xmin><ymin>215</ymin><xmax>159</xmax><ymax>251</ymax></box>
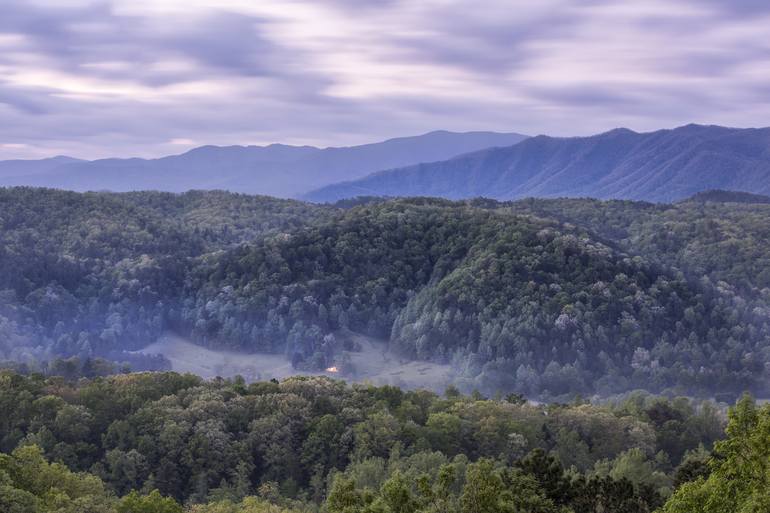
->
<box><xmin>505</xmin><ymin>196</ymin><xmax>770</xmax><ymax>292</ymax></box>
<box><xmin>0</xmin><ymin>370</ymin><xmax>730</xmax><ymax>512</ymax></box>
<box><xmin>0</xmin><ymin>188</ymin><xmax>330</xmax><ymax>370</ymax></box>
<box><xmin>2</xmin><ymin>188</ymin><xmax>770</xmax><ymax>512</ymax></box>
<box><xmin>181</xmin><ymin>199</ymin><xmax>770</xmax><ymax>398</ymax></box>
<box><xmin>3</xmin><ymin>188</ymin><xmax>770</xmax><ymax>399</ymax></box>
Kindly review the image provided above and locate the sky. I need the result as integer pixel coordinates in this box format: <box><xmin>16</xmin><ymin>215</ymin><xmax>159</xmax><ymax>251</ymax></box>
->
<box><xmin>1</xmin><ymin>0</ymin><xmax>769</xmax><ymax>160</ymax></box>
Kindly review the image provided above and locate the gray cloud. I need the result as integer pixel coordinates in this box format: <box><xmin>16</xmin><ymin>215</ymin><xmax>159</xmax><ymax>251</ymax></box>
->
<box><xmin>0</xmin><ymin>0</ymin><xmax>768</xmax><ymax>159</ymax></box>
<box><xmin>0</xmin><ymin>83</ymin><xmax>53</xmax><ymax>115</ymax></box>
<box><xmin>703</xmin><ymin>0</ymin><xmax>770</xmax><ymax>16</ymax></box>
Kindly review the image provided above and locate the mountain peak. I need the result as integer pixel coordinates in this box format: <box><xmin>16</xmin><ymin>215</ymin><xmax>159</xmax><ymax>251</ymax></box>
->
<box><xmin>671</xmin><ymin>123</ymin><xmax>739</xmax><ymax>135</ymax></box>
<box><xmin>602</xmin><ymin>127</ymin><xmax>638</xmax><ymax>136</ymax></box>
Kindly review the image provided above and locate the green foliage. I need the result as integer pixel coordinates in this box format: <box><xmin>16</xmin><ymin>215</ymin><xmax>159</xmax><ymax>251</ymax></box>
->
<box><xmin>3</xmin><ymin>189</ymin><xmax>770</xmax><ymax>398</ymax></box>
<box><xmin>378</xmin><ymin>471</ymin><xmax>418</xmax><ymax>513</ymax></box>
<box><xmin>662</xmin><ymin>395</ymin><xmax>770</xmax><ymax>513</ymax></box>
<box><xmin>0</xmin><ymin>371</ymin><xmax>728</xmax><ymax>511</ymax></box>
<box><xmin>188</xmin><ymin>496</ymin><xmax>304</xmax><ymax>513</ymax></box>
<box><xmin>117</xmin><ymin>490</ymin><xmax>182</xmax><ymax>513</ymax></box>
<box><xmin>507</xmin><ymin>196</ymin><xmax>770</xmax><ymax>292</ymax></box>
<box><xmin>326</xmin><ymin>475</ymin><xmax>364</xmax><ymax>513</ymax></box>
<box><xmin>3</xmin><ymin>188</ymin><xmax>767</xmax><ymax>512</ymax></box>
<box><xmin>459</xmin><ymin>459</ymin><xmax>506</xmax><ymax>513</ymax></box>
<box><xmin>176</xmin><ymin>198</ymin><xmax>770</xmax><ymax>396</ymax></box>
<box><xmin>0</xmin><ymin>444</ymin><xmax>115</xmax><ymax>513</ymax></box>
<box><xmin>0</xmin><ymin>187</ymin><xmax>329</xmax><ymax>370</ymax></box>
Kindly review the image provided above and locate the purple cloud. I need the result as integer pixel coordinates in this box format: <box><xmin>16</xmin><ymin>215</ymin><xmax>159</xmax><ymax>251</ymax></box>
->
<box><xmin>0</xmin><ymin>0</ymin><xmax>768</xmax><ymax>159</ymax></box>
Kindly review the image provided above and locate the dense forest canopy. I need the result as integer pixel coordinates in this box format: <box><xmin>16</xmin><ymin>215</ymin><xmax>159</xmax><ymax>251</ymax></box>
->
<box><xmin>0</xmin><ymin>370</ymin><xmax>734</xmax><ymax>512</ymax></box>
<box><xmin>2</xmin><ymin>187</ymin><xmax>770</xmax><ymax>512</ymax></box>
<box><xmin>2</xmin><ymin>187</ymin><xmax>770</xmax><ymax>399</ymax></box>
<box><xmin>0</xmin><ymin>188</ymin><xmax>332</xmax><ymax>371</ymax></box>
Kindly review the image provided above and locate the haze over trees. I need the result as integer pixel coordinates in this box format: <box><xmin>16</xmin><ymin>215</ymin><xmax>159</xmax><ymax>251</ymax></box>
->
<box><xmin>1</xmin><ymin>186</ymin><xmax>770</xmax><ymax>512</ymax></box>
<box><xmin>2</xmin><ymin>187</ymin><xmax>770</xmax><ymax>401</ymax></box>
<box><xmin>0</xmin><ymin>188</ymin><xmax>334</xmax><ymax>373</ymax></box>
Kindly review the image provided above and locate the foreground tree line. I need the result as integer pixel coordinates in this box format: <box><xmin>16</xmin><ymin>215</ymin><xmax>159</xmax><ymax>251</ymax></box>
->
<box><xmin>1</xmin><ymin>369</ymin><xmax>766</xmax><ymax>512</ymax></box>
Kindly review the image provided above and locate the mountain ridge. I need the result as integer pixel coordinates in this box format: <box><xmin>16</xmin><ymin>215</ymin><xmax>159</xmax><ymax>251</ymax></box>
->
<box><xmin>0</xmin><ymin>155</ymin><xmax>85</xmax><ymax>178</ymax></box>
<box><xmin>0</xmin><ymin>130</ymin><xmax>528</xmax><ymax>197</ymax></box>
<box><xmin>304</xmin><ymin>124</ymin><xmax>770</xmax><ymax>203</ymax></box>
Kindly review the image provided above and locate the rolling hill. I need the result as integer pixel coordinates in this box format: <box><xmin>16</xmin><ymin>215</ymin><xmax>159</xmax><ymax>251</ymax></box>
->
<box><xmin>5</xmin><ymin>187</ymin><xmax>770</xmax><ymax>398</ymax></box>
<box><xmin>304</xmin><ymin>124</ymin><xmax>770</xmax><ymax>203</ymax></box>
<box><xmin>682</xmin><ymin>189</ymin><xmax>770</xmax><ymax>204</ymax></box>
<box><xmin>0</xmin><ymin>131</ymin><xmax>527</xmax><ymax>197</ymax></box>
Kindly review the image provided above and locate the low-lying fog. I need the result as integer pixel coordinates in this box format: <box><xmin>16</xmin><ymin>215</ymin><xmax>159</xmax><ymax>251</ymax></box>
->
<box><xmin>136</xmin><ymin>331</ymin><xmax>454</xmax><ymax>392</ymax></box>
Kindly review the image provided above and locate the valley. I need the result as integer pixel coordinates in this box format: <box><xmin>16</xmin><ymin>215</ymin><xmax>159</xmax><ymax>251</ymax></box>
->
<box><xmin>4</xmin><ymin>1</ymin><xmax>768</xmax><ymax>510</ymax></box>
<box><xmin>3</xmin><ymin>187</ymin><xmax>770</xmax><ymax>400</ymax></box>
<box><xmin>1</xmin><ymin>187</ymin><xmax>769</xmax><ymax>512</ymax></box>
<box><xmin>136</xmin><ymin>330</ymin><xmax>454</xmax><ymax>392</ymax></box>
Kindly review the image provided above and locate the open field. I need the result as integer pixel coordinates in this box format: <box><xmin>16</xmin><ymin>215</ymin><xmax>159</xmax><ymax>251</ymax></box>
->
<box><xmin>336</xmin><ymin>329</ymin><xmax>455</xmax><ymax>392</ymax></box>
<box><xmin>135</xmin><ymin>334</ymin><xmax>306</xmax><ymax>381</ymax></box>
<box><xmin>136</xmin><ymin>331</ymin><xmax>455</xmax><ymax>392</ymax></box>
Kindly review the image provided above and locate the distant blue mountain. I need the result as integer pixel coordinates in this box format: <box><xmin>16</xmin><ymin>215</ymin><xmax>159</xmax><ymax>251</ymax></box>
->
<box><xmin>0</xmin><ymin>156</ymin><xmax>84</xmax><ymax>178</ymax></box>
<box><xmin>304</xmin><ymin>124</ymin><xmax>770</xmax><ymax>203</ymax></box>
<box><xmin>0</xmin><ymin>131</ymin><xmax>527</xmax><ymax>197</ymax></box>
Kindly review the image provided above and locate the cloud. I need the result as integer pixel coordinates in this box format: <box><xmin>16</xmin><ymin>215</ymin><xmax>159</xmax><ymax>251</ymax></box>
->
<box><xmin>0</xmin><ymin>0</ymin><xmax>768</xmax><ymax>159</ymax></box>
<box><xmin>0</xmin><ymin>84</ymin><xmax>52</xmax><ymax>115</ymax></box>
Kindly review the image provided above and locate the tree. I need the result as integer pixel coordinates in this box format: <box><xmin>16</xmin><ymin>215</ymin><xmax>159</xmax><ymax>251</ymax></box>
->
<box><xmin>460</xmin><ymin>459</ymin><xmax>508</xmax><ymax>513</ymax></box>
<box><xmin>0</xmin><ymin>444</ymin><xmax>116</xmax><ymax>513</ymax></box>
<box><xmin>117</xmin><ymin>490</ymin><xmax>183</xmax><ymax>513</ymax></box>
<box><xmin>518</xmin><ymin>449</ymin><xmax>571</xmax><ymax>506</ymax></box>
<box><xmin>425</xmin><ymin>413</ymin><xmax>462</xmax><ymax>456</ymax></box>
<box><xmin>0</xmin><ymin>477</ymin><xmax>39</xmax><ymax>513</ymax></box>
<box><xmin>327</xmin><ymin>475</ymin><xmax>364</xmax><ymax>513</ymax></box>
<box><xmin>379</xmin><ymin>471</ymin><xmax>417</xmax><ymax>513</ymax></box>
<box><xmin>662</xmin><ymin>396</ymin><xmax>770</xmax><ymax>513</ymax></box>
